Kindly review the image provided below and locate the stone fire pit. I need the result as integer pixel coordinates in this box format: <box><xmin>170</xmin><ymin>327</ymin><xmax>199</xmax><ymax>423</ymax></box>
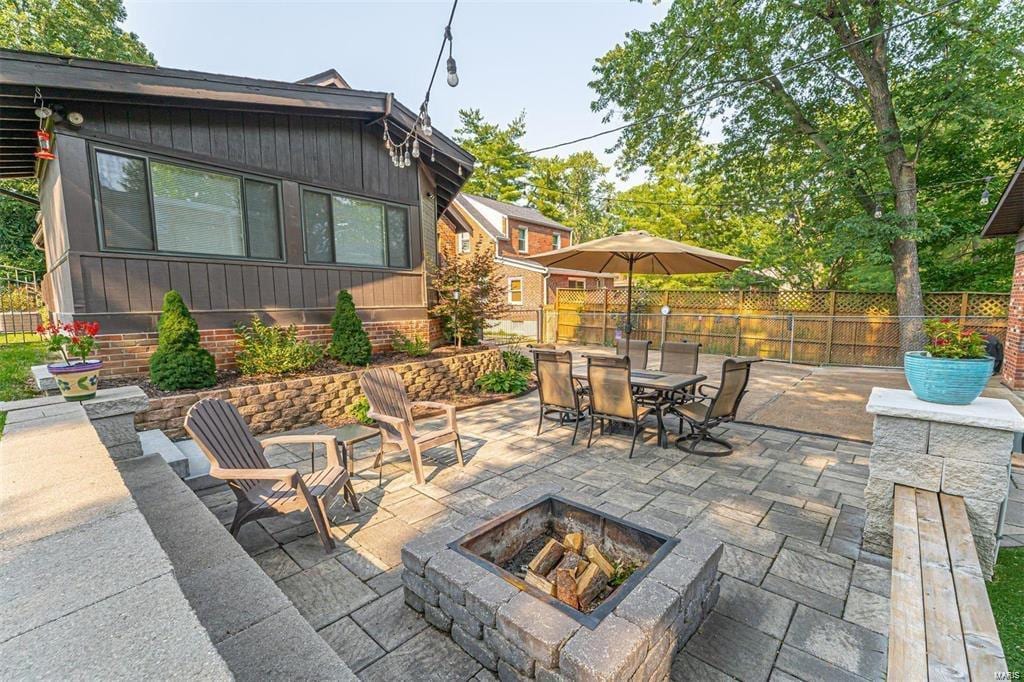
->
<box><xmin>401</xmin><ymin>494</ymin><xmax>723</xmax><ymax>681</ymax></box>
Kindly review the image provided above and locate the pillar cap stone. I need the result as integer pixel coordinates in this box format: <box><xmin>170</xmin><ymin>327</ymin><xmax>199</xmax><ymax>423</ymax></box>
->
<box><xmin>866</xmin><ymin>387</ymin><xmax>1024</xmax><ymax>432</ymax></box>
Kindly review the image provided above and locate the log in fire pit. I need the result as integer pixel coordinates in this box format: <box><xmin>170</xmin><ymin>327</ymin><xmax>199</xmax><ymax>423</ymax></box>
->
<box><xmin>401</xmin><ymin>491</ymin><xmax>723</xmax><ymax>681</ymax></box>
<box><xmin>451</xmin><ymin>495</ymin><xmax>677</xmax><ymax>627</ymax></box>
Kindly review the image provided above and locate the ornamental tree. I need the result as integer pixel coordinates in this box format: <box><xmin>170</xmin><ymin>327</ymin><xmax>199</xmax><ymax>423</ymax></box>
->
<box><xmin>149</xmin><ymin>290</ymin><xmax>217</xmax><ymax>390</ymax></box>
<box><xmin>431</xmin><ymin>242</ymin><xmax>507</xmax><ymax>347</ymax></box>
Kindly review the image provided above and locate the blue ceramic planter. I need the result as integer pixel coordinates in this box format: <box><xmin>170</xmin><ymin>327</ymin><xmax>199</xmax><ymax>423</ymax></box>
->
<box><xmin>903</xmin><ymin>351</ymin><xmax>993</xmax><ymax>405</ymax></box>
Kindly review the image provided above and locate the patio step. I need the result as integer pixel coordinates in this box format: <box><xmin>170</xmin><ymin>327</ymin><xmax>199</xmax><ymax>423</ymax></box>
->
<box><xmin>139</xmin><ymin>429</ymin><xmax>190</xmax><ymax>478</ymax></box>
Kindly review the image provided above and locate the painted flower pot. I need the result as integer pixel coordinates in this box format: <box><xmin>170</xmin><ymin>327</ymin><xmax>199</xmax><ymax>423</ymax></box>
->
<box><xmin>48</xmin><ymin>359</ymin><xmax>102</xmax><ymax>401</ymax></box>
<box><xmin>903</xmin><ymin>351</ymin><xmax>993</xmax><ymax>406</ymax></box>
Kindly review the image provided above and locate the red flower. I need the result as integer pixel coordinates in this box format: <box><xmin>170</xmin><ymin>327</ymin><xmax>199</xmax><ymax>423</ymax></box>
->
<box><xmin>940</xmin><ymin>317</ymin><xmax>952</xmax><ymax>324</ymax></box>
<box><xmin>934</xmin><ymin>338</ymin><xmax>949</xmax><ymax>346</ymax></box>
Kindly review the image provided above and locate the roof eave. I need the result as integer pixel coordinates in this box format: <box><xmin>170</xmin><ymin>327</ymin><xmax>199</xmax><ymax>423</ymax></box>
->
<box><xmin>981</xmin><ymin>159</ymin><xmax>1024</xmax><ymax>238</ymax></box>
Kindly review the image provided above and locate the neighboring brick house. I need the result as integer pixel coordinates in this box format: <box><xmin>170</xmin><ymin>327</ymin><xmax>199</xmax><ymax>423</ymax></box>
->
<box><xmin>980</xmin><ymin>158</ymin><xmax>1024</xmax><ymax>389</ymax></box>
<box><xmin>438</xmin><ymin>193</ymin><xmax>614</xmax><ymax>311</ymax></box>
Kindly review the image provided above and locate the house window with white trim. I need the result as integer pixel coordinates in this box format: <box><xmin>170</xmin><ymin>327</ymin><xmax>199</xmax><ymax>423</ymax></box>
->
<box><xmin>517</xmin><ymin>228</ymin><xmax>528</xmax><ymax>253</ymax></box>
<box><xmin>457</xmin><ymin>231</ymin><xmax>471</xmax><ymax>254</ymax></box>
<box><xmin>552</xmin><ymin>232</ymin><xmax>561</xmax><ymax>250</ymax></box>
<box><xmin>567</xmin><ymin>277</ymin><xmax>586</xmax><ymax>290</ymax></box>
<box><xmin>508</xmin><ymin>277</ymin><xmax>524</xmax><ymax>305</ymax></box>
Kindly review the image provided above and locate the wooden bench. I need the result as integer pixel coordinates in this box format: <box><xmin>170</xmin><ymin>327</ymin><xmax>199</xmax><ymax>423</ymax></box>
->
<box><xmin>888</xmin><ymin>485</ymin><xmax>1007</xmax><ymax>681</ymax></box>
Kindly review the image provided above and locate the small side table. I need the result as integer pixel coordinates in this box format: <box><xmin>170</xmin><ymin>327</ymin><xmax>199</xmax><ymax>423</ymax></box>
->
<box><xmin>331</xmin><ymin>424</ymin><xmax>380</xmax><ymax>475</ymax></box>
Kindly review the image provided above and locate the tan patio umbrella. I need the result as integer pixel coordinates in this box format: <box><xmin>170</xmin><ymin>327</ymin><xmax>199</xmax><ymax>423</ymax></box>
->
<box><xmin>526</xmin><ymin>230</ymin><xmax>749</xmax><ymax>344</ymax></box>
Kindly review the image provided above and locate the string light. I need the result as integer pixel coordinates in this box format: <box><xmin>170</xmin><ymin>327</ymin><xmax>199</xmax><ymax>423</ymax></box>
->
<box><xmin>874</xmin><ymin>204</ymin><xmax>883</xmax><ymax>219</ymax></box>
<box><xmin>980</xmin><ymin>176</ymin><xmax>993</xmax><ymax>205</ymax></box>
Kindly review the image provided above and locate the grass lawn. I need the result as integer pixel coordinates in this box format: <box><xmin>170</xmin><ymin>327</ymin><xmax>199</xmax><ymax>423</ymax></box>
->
<box><xmin>989</xmin><ymin>546</ymin><xmax>1024</xmax><ymax>673</ymax></box>
<box><xmin>0</xmin><ymin>342</ymin><xmax>45</xmax><ymax>431</ymax></box>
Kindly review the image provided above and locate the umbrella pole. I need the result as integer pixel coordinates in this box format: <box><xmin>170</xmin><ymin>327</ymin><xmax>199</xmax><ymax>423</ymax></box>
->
<box><xmin>625</xmin><ymin>256</ymin><xmax>634</xmax><ymax>348</ymax></box>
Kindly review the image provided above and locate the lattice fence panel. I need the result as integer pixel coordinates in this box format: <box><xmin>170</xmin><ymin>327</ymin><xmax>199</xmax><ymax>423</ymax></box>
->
<box><xmin>922</xmin><ymin>293</ymin><xmax>964</xmax><ymax>317</ymax></box>
<box><xmin>967</xmin><ymin>293</ymin><xmax>1009</xmax><ymax>318</ymax></box>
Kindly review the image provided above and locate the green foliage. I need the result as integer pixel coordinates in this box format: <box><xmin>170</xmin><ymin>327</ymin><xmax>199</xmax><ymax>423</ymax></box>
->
<box><xmin>475</xmin><ymin>369</ymin><xmax>529</xmax><ymax>394</ymax></box>
<box><xmin>527</xmin><ymin>152</ymin><xmax>616</xmax><ymax>244</ymax></box>
<box><xmin>234</xmin><ymin>316</ymin><xmax>322</xmax><ymax>376</ymax></box>
<box><xmin>0</xmin><ymin>1</ymin><xmax>154</xmax><ymax>279</ymax></box>
<box><xmin>502</xmin><ymin>350</ymin><xmax>532</xmax><ymax>373</ymax></box>
<box><xmin>391</xmin><ymin>331</ymin><xmax>430</xmax><ymax>357</ymax></box>
<box><xmin>923</xmin><ymin>319</ymin><xmax>988</xmax><ymax>360</ymax></box>
<box><xmin>454</xmin><ymin>109</ymin><xmax>531</xmax><ymax>203</ymax></box>
<box><xmin>988</xmin><ymin>547</ymin><xmax>1024</xmax><ymax>672</ymax></box>
<box><xmin>149</xmin><ymin>291</ymin><xmax>216</xmax><ymax>391</ymax></box>
<box><xmin>0</xmin><ymin>342</ymin><xmax>45</xmax><ymax>403</ymax></box>
<box><xmin>327</xmin><ymin>290</ymin><xmax>372</xmax><ymax>365</ymax></box>
<box><xmin>431</xmin><ymin>244</ymin><xmax>507</xmax><ymax>347</ymax></box>
<box><xmin>346</xmin><ymin>395</ymin><xmax>374</xmax><ymax>425</ymax></box>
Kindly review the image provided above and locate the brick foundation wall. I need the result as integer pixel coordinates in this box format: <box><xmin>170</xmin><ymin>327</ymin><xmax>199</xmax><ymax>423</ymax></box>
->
<box><xmin>135</xmin><ymin>347</ymin><xmax>502</xmax><ymax>439</ymax></box>
<box><xmin>1002</xmin><ymin>237</ymin><xmax>1024</xmax><ymax>388</ymax></box>
<box><xmin>96</xmin><ymin>317</ymin><xmax>446</xmax><ymax>378</ymax></box>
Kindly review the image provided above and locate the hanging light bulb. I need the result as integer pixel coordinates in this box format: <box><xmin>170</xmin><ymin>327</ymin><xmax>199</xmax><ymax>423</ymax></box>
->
<box><xmin>980</xmin><ymin>176</ymin><xmax>993</xmax><ymax>205</ymax></box>
<box><xmin>457</xmin><ymin>164</ymin><xmax>463</xmax><ymax>177</ymax></box>
<box><xmin>404</xmin><ymin>148</ymin><xmax>411</xmax><ymax>166</ymax></box>
<box><xmin>430</xmin><ymin>148</ymin><xmax>436</xmax><ymax>163</ymax></box>
<box><xmin>412</xmin><ymin>137</ymin><xmax>420</xmax><ymax>159</ymax></box>
<box><xmin>421</xmin><ymin>112</ymin><xmax>432</xmax><ymax>137</ymax></box>
<box><xmin>873</xmin><ymin>204</ymin><xmax>883</xmax><ymax>219</ymax></box>
<box><xmin>446</xmin><ymin>56</ymin><xmax>459</xmax><ymax>87</ymax></box>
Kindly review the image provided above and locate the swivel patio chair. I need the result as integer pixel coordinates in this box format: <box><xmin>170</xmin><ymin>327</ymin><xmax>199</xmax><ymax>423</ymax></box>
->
<box><xmin>586</xmin><ymin>354</ymin><xmax>663</xmax><ymax>458</ymax></box>
<box><xmin>668</xmin><ymin>357</ymin><xmax>752</xmax><ymax>456</ymax></box>
<box><xmin>637</xmin><ymin>340</ymin><xmax>701</xmax><ymax>409</ymax></box>
<box><xmin>615</xmin><ymin>337</ymin><xmax>652</xmax><ymax>370</ymax></box>
<box><xmin>534</xmin><ymin>349</ymin><xmax>589</xmax><ymax>444</ymax></box>
<box><xmin>184</xmin><ymin>398</ymin><xmax>359</xmax><ymax>553</ymax></box>
<box><xmin>358</xmin><ymin>366</ymin><xmax>464</xmax><ymax>486</ymax></box>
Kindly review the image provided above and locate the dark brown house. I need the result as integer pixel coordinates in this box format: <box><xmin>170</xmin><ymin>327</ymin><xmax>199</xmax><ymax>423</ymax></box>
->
<box><xmin>0</xmin><ymin>49</ymin><xmax>473</xmax><ymax>375</ymax></box>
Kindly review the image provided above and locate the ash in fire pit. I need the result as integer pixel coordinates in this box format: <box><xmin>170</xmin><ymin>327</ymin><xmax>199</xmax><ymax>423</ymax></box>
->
<box><xmin>450</xmin><ymin>495</ymin><xmax>678</xmax><ymax>627</ymax></box>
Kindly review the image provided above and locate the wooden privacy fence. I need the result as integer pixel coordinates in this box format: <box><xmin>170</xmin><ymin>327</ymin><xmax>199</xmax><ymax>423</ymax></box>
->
<box><xmin>554</xmin><ymin>289</ymin><xmax>1010</xmax><ymax>368</ymax></box>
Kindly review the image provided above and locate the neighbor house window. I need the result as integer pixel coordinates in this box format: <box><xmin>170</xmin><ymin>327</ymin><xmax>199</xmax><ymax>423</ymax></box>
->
<box><xmin>301</xmin><ymin>188</ymin><xmax>410</xmax><ymax>268</ymax></box>
<box><xmin>508</xmin><ymin>277</ymin><xmax>524</xmax><ymax>305</ymax></box>
<box><xmin>552</xmin><ymin>232</ymin><xmax>561</xmax><ymax>250</ymax></box>
<box><xmin>517</xmin><ymin>228</ymin><xmax>528</xmax><ymax>253</ymax></box>
<box><xmin>567</xmin><ymin>277</ymin><xmax>586</xmax><ymax>290</ymax></box>
<box><xmin>94</xmin><ymin>149</ymin><xmax>282</xmax><ymax>259</ymax></box>
<box><xmin>457</xmin><ymin>231</ymin><xmax>471</xmax><ymax>254</ymax></box>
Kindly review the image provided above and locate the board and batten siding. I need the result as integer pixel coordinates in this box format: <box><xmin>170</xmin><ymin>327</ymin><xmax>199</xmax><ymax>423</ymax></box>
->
<box><xmin>50</xmin><ymin>100</ymin><xmax>434</xmax><ymax>332</ymax></box>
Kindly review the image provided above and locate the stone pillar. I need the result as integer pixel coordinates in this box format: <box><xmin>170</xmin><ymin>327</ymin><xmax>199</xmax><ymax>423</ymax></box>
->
<box><xmin>864</xmin><ymin>387</ymin><xmax>1022</xmax><ymax>578</ymax></box>
<box><xmin>82</xmin><ymin>386</ymin><xmax>150</xmax><ymax>460</ymax></box>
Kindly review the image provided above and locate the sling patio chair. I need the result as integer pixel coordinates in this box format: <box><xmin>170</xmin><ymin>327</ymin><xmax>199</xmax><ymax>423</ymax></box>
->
<box><xmin>586</xmin><ymin>354</ymin><xmax>663</xmax><ymax>458</ymax></box>
<box><xmin>534</xmin><ymin>349</ymin><xmax>589</xmax><ymax>445</ymax></box>
<box><xmin>184</xmin><ymin>398</ymin><xmax>359</xmax><ymax>553</ymax></box>
<box><xmin>615</xmin><ymin>337</ymin><xmax>652</xmax><ymax>370</ymax></box>
<box><xmin>667</xmin><ymin>357</ymin><xmax>753</xmax><ymax>456</ymax></box>
<box><xmin>637</xmin><ymin>340</ymin><xmax>702</xmax><ymax>409</ymax></box>
<box><xmin>358</xmin><ymin>366</ymin><xmax>464</xmax><ymax>486</ymax></box>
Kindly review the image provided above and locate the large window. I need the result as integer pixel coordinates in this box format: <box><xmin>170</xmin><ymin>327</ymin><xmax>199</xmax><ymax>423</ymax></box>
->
<box><xmin>301</xmin><ymin>188</ymin><xmax>410</xmax><ymax>268</ymax></box>
<box><xmin>94</xmin><ymin>149</ymin><xmax>282</xmax><ymax>260</ymax></box>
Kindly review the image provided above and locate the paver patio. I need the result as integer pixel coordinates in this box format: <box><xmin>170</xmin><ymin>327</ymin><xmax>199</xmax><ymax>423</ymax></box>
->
<box><xmin>195</xmin><ymin>391</ymin><xmax>903</xmax><ymax>681</ymax></box>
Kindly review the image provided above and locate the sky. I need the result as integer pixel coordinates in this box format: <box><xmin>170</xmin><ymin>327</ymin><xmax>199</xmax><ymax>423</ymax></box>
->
<box><xmin>121</xmin><ymin>0</ymin><xmax>673</xmax><ymax>186</ymax></box>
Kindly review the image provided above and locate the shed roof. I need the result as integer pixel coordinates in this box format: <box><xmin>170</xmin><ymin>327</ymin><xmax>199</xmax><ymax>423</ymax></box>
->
<box><xmin>0</xmin><ymin>49</ymin><xmax>473</xmax><ymax>213</ymax></box>
<box><xmin>981</xmin><ymin>159</ymin><xmax>1024</xmax><ymax>238</ymax></box>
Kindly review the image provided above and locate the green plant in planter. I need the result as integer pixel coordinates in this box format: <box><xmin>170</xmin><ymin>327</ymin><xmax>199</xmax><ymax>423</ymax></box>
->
<box><xmin>235</xmin><ymin>316</ymin><xmax>323</xmax><ymax>376</ymax></box>
<box><xmin>502</xmin><ymin>349</ymin><xmax>532</xmax><ymax>373</ymax></box>
<box><xmin>327</xmin><ymin>290</ymin><xmax>372</xmax><ymax>365</ymax></box>
<box><xmin>923</xmin><ymin>318</ymin><xmax>987</xmax><ymax>359</ymax></box>
<box><xmin>347</xmin><ymin>395</ymin><xmax>374</xmax><ymax>425</ymax></box>
<box><xmin>391</xmin><ymin>331</ymin><xmax>431</xmax><ymax>357</ymax></box>
<box><xmin>149</xmin><ymin>291</ymin><xmax>217</xmax><ymax>391</ymax></box>
<box><xmin>476</xmin><ymin>369</ymin><xmax>529</xmax><ymax>394</ymax></box>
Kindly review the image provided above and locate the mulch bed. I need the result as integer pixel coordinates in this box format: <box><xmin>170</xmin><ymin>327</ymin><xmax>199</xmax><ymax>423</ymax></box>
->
<box><xmin>104</xmin><ymin>344</ymin><xmax>494</xmax><ymax>399</ymax></box>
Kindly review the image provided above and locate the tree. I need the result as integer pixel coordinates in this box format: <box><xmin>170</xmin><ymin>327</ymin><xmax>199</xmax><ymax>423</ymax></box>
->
<box><xmin>149</xmin><ymin>291</ymin><xmax>217</xmax><ymax>390</ymax></box>
<box><xmin>0</xmin><ymin>0</ymin><xmax>155</xmax><ymax>276</ymax></box>
<box><xmin>454</xmin><ymin>109</ymin><xmax>531</xmax><ymax>202</ymax></box>
<box><xmin>431</xmin><ymin>242</ymin><xmax>507</xmax><ymax>347</ymax></box>
<box><xmin>591</xmin><ymin>0</ymin><xmax>1024</xmax><ymax>351</ymax></box>
<box><xmin>327</xmin><ymin>290</ymin><xmax>372</xmax><ymax>365</ymax></box>
<box><xmin>527</xmin><ymin>152</ymin><xmax>617</xmax><ymax>243</ymax></box>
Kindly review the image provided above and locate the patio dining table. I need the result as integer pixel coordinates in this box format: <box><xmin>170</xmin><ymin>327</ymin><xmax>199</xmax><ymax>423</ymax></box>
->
<box><xmin>571</xmin><ymin>364</ymin><xmax>706</xmax><ymax>448</ymax></box>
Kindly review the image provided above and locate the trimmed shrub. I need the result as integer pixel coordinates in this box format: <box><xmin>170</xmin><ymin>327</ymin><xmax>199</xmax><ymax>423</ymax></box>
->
<box><xmin>235</xmin><ymin>316</ymin><xmax>323</xmax><ymax>376</ymax></box>
<box><xmin>149</xmin><ymin>290</ymin><xmax>217</xmax><ymax>391</ymax></box>
<box><xmin>392</xmin><ymin>331</ymin><xmax>430</xmax><ymax>357</ymax></box>
<box><xmin>327</xmin><ymin>290</ymin><xmax>371</xmax><ymax>365</ymax></box>
<box><xmin>476</xmin><ymin>369</ymin><xmax>530</xmax><ymax>394</ymax></box>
